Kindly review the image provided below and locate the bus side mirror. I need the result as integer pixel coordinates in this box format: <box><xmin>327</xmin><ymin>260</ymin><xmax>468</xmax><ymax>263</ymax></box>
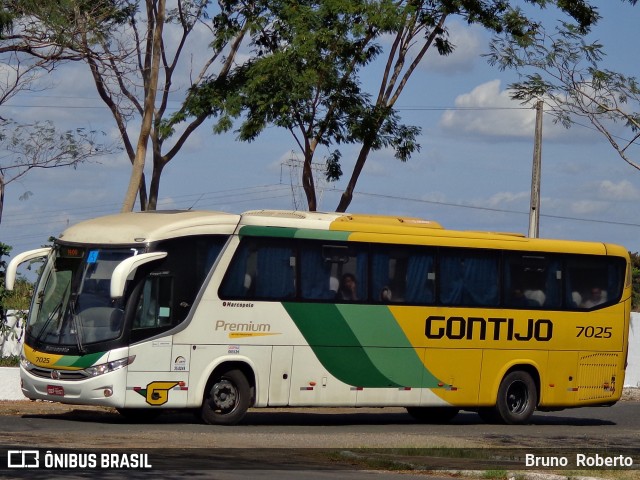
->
<box><xmin>110</xmin><ymin>252</ymin><xmax>168</xmax><ymax>299</ymax></box>
<box><xmin>5</xmin><ymin>247</ymin><xmax>51</xmax><ymax>291</ymax></box>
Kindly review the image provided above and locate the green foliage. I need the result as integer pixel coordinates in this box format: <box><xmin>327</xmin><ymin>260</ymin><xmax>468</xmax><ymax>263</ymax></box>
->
<box><xmin>487</xmin><ymin>5</ymin><xmax>640</xmax><ymax>174</ymax></box>
<box><xmin>4</xmin><ymin>277</ymin><xmax>32</xmax><ymax>310</ymax></box>
<box><xmin>0</xmin><ymin>9</ymin><xmax>13</xmax><ymax>36</ymax></box>
<box><xmin>8</xmin><ymin>0</ymin><xmax>136</xmax><ymax>47</ymax></box>
<box><xmin>630</xmin><ymin>252</ymin><xmax>640</xmax><ymax>311</ymax></box>
<box><xmin>0</xmin><ymin>355</ymin><xmax>19</xmax><ymax>367</ymax></box>
<box><xmin>174</xmin><ymin>0</ymin><xmax>609</xmax><ymax>211</ymax></box>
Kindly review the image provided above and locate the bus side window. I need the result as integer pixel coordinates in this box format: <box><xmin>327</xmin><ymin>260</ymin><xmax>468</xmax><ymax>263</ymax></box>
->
<box><xmin>503</xmin><ymin>254</ymin><xmax>561</xmax><ymax>309</ymax></box>
<box><xmin>220</xmin><ymin>239</ymin><xmax>295</xmax><ymax>300</ymax></box>
<box><xmin>566</xmin><ymin>256</ymin><xmax>624</xmax><ymax>310</ymax></box>
<box><xmin>373</xmin><ymin>247</ymin><xmax>435</xmax><ymax>304</ymax></box>
<box><xmin>134</xmin><ymin>275</ymin><xmax>173</xmax><ymax>329</ymax></box>
<box><xmin>301</xmin><ymin>243</ymin><xmax>367</xmax><ymax>302</ymax></box>
<box><xmin>300</xmin><ymin>244</ymin><xmax>335</xmax><ymax>300</ymax></box>
<box><xmin>254</xmin><ymin>244</ymin><xmax>295</xmax><ymax>299</ymax></box>
<box><xmin>405</xmin><ymin>251</ymin><xmax>435</xmax><ymax>304</ymax></box>
<box><xmin>219</xmin><ymin>241</ymin><xmax>254</xmax><ymax>298</ymax></box>
<box><xmin>440</xmin><ymin>250</ymin><xmax>499</xmax><ymax>307</ymax></box>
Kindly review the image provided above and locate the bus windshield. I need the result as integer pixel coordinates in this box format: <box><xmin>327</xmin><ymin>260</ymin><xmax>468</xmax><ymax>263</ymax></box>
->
<box><xmin>28</xmin><ymin>246</ymin><xmax>141</xmax><ymax>351</ymax></box>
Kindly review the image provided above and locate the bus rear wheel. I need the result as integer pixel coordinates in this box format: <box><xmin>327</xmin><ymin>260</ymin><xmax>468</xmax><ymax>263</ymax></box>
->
<box><xmin>494</xmin><ymin>370</ymin><xmax>537</xmax><ymax>425</ymax></box>
<box><xmin>406</xmin><ymin>407</ymin><xmax>459</xmax><ymax>423</ymax></box>
<box><xmin>201</xmin><ymin>368</ymin><xmax>251</xmax><ymax>426</ymax></box>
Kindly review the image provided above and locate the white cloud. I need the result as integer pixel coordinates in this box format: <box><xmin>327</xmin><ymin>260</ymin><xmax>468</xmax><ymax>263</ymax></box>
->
<box><xmin>482</xmin><ymin>191</ymin><xmax>530</xmax><ymax>209</ymax></box>
<box><xmin>569</xmin><ymin>199</ymin><xmax>609</xmax><ymax>216</ymax></box>
<box><xmin>421</xmin><ymin>22</ymin><xmax>486</xmax><ymax>75</ymax></box>
<box><xmin>597</xmin><ymin>179</ymin><xmax>640</xmax><ymax>201</ymax></box>
<box><xmin>437</xmin><ymin>79</ymin><xmax>601</xmax><ymax>142</ymax></box>
<box><xmin>439</xmin><ymin>79</ymin><xmax>536</xmax><ymax>139</ymax></box>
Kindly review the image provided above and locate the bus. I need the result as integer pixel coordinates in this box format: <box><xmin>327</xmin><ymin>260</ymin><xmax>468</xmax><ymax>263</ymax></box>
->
<box><xmin>6</xmin><ymin>209</ymin><xmax>631</xmax><ymax>425</ymax></box>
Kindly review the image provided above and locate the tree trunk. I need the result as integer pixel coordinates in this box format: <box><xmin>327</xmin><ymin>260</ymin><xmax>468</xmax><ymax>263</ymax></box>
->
<box><xmin>302</xmin><ymin>141</ymin><xmax>317</xmax><ymax>211</ymax></box>
<box><xmin>121</xmin><ymin>0</ymin><xmax>165</xmax><ymax>212</ymax></box>
<box><xmin>147</xmin><ymin>158</ymin><xmax>165</xmax><ymax>211</ymax></box>
<box><xmin>302</xmin><ymin>159</ymin><xmax>317</xmax><ymax>211</ymax></box>
<box><xmin>0</xmin><ymin>172</ymin><xmax>4</xmax><ymax>225</ymax></box>
<box><xmin>335</xmin><ymin>140</ymin><xmax>373</xmax><ymax>213</ymax></box>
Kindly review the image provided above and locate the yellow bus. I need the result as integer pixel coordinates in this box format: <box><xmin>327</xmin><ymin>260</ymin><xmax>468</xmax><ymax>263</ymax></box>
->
<box><xmin>6</xmin><ymin>210</ymin><xmax>631</xmax><ymax>425</ymax></box>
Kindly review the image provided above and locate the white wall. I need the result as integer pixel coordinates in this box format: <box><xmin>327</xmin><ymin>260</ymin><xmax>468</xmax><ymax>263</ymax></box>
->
<box><xmin>0</xmin><ymin>310</ymin><xmax>25</xmax><ymax>358</ymax></box>
<box><xmin>627</xmin><ymin>313</ymin><xmax>640</xmax><ymax>387</ymax></box>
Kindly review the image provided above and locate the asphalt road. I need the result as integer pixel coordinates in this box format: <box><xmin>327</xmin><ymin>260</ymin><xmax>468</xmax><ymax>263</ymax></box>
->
<box><xmin>1</xmin><ymin>402</ymin><xmax>639</xmax><ymax>479</ymax></box>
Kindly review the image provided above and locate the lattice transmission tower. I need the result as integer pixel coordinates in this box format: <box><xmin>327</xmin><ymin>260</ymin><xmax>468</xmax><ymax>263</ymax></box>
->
<box><xmin>280</xmin><ymin>152</ymin><xmax>327</xmax><ymax>210</ymax></box>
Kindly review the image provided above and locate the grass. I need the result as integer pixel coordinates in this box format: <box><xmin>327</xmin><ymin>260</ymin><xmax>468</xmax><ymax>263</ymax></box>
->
<box><xmin>0</xmin><ymin>355</ymin><xmax>19</xmax><ymax>367</ymax></box>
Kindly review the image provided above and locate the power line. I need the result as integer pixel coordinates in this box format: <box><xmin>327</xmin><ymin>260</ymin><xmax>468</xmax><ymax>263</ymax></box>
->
<box><xmin>3</xmin><ymin>184</ymin><xmax>640</xmax><ymax>249</ymax></box>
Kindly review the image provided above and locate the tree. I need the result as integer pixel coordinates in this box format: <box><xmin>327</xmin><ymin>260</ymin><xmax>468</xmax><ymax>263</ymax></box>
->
<box><xmin>4</xmin><ymin>0</ymin><xmax>255</xmax><ymax>211</ymax></box>
<box><xmin>0</xmin><ymin>3</ymin><xmax>118</xmax><ymax>223</ymax></box>
<box><xmin>0</xmin><ymin>120</ymin><xmax>115</xmax><ymax>223</ymax></box>
<box><xmin>487</xmin><ymin>13</ymin><xmax>640</xmax><ymax>173</ymax></box>
<box><xmin>179</xmin><ymin>0</ymin><xmax>607</xmax><ymax>212</ymax></box>
<box><xmin>631</xmin><ymin>252</ymin><xmax>640</xmax><ymax>311</ymax></box>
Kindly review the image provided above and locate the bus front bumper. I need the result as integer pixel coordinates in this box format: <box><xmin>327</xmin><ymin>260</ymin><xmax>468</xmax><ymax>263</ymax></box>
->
<box><xmin>20</xmin><ymin>365</ymin><xmax>128</xmax><ymax>408</ymax></box>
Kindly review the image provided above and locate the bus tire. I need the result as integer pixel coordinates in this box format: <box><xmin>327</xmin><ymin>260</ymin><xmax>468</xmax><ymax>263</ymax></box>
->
<box><xmin>201</xmin><ymin>368</ymin><xmax>251</xmax><ymax>426</ymax></box>
<box><xmin>495</xmin><ymin>370</ymin><xmax>537</xmax><ymax>425</ymax></box>
<box><xmin>406</xmin><ymin>407</ymin><xmax>459</xmax><ymax>423</ymax></box>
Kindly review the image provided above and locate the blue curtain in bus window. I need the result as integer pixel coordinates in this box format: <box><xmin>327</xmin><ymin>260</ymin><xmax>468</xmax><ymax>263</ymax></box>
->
<box><xmin>256</xmin><ymin>246</ymin><xmax>295</xmax><ymax>299</ymax></box>
<box><xmin>440</xmin><ymin>256</ymin><xmax>464</xmax><ymax>305</ymax></box>
<box><xmin>463</xmin><ymin>257</ymin><xmax>499</xmax><ymax>306</ymax></box>
<box><xmin>440</xmin><ymin>254</ymin><xmax>498</xmax><ymax>306</ymax></box>
<box><xmin>204</xmin><ymin>242</ymin><xmax>224</xmax><ymax>274</ymax></box>
<box><xmin>356</xmin><ymin>251</ymin><xmax>368</xmax><ymax>301</ymax></box>
<box><xmin>220</xmin><ymin>244</ymin><xmax>250</xmax><ymax>298</ymax></box>
<box><xmin>544</xmin><ymin>259</ymin><xmax>562</xmax><ymax>308</ymax></box>
<box><xmin>405</xmin><ymin>254</ymin><xmax>434</xmax><ymax>304</ymax></box>
<box><xmin>371</xmin><ymin>253</ymin><xmax>390</xmax><ymax>302</ymax></box>
<box><xmin>301</xmin><ymin>248</ymin><xmax>333</xmax><ymax>299</ymax></box>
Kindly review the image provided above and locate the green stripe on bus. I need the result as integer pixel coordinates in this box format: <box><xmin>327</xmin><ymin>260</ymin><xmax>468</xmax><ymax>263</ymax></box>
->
<box><xmin>283</xmin><ymin>303</ymin><xmax>440</xmax><ymax>388</ymax></box>
<box><xmin>238</xmin><ymin>225</ymin><xmax>351</xmax><ymax>241</ymax></box>
<box><xmin>54</xmin><ymin>351</ymin><xmax>105</xmax><ymax>369</ymax></box>
<box><xmin>336</xmin><ymin>304</ymin><xmax>440</xmax><ymax>388</ymax></box>
<box><xmin>283</xmin><ymin>303</ymin><xmax>399</xmax><ymax>387</ymax></box>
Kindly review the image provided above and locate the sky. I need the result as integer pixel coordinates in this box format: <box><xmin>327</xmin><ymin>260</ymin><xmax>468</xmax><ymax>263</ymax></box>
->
<box><xmin>2</xmin><ymin>2</ymin><xmax>640</xmax><ymax>271</ymax></box>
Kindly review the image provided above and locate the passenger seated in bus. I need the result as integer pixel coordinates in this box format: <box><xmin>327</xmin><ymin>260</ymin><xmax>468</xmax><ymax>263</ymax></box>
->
<box><xmin>510</xmin><ymin>288</ymin><xmax>540</xmax><ymax>307</ymax></box>
<box><xmin>380</xmin><ymin>286</ymin><xmax>392</xmax><ymax>302</ymax></box>
<box><xmin>523</xmin><ymin>289</ymin><xmax>545</xmax><ymax>306</ymax></box>
<box><xmin>580</xmin><ymin>287</ymin><xmax>607</xmax><ymax>308</ymax></box>
<box><xmin>336</xmin><ymin>273</ymin><xmax>358</xmax><ymax>301</ymax></box>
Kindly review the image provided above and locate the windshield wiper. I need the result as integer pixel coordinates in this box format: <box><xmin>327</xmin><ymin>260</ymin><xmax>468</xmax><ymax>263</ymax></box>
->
<box><xmin>34</xmin><ymin>281</ymin><xmax>71</xmax><ymax>348</ymax></box>
<box><xmin>34</xmin><ymin>297</ymin><xmax>65</xmax><ymax>347</ymax></box>
<box><xmin>69</xmin><ymin>295</ymin><xmax>86</xmax><ymax>354</ymax></box>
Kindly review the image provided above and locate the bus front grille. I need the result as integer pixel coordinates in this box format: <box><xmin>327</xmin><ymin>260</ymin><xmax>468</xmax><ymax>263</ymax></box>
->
<box><xmin>28</xmin><ymin>366</ymin><xmax>88</xmax><ymax>381</ymax></box>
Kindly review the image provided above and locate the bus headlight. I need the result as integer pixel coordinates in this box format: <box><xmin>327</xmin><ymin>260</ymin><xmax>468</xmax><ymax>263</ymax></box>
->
<box><xmin>20</xmin><ymin>353</ymin><xmax>34</xmax><ymax>371</ymax></box>
<box><xmin>83</xmin><ymin>356</ymin><xmax>135</xmax><ymax>377</ymax></box>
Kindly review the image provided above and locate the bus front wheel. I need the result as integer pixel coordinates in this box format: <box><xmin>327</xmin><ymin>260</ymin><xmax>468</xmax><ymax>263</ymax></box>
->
<box><xmin>201</xmin><ymin>368</ymin><xmax>251</xmax><ymax>425</ymax></box>
<box><xmin>494</xmin><ymin>370</ymin><xmax>537</xmax><ymax>425</ymax></box>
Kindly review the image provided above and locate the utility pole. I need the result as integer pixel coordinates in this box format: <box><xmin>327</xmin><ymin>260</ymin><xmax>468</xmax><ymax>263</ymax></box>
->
<box><xmin>528</xmin><ymin>100</ymin><xmax>543</xmax><ymax>238</ymax></box>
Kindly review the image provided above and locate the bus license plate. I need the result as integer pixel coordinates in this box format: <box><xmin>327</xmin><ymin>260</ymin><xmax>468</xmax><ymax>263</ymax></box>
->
<box><xmin>47</xmin><ymin>385</ymin><xmax>65</xmax><ymax>396</ymax></box>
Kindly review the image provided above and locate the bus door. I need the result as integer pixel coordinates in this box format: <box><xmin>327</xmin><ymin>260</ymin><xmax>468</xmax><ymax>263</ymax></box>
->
<box><xmin>124</xmin><ymin>273</ymin><xmax>189</xmax><ymax>408</ymax></box>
